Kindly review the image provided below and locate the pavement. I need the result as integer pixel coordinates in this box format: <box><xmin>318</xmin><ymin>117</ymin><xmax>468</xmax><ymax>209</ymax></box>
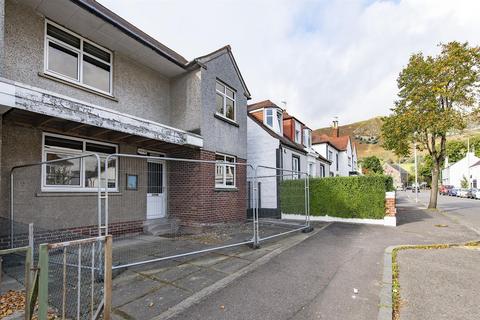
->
<box><xmin>397</xmin><ymin>245</ymin><xmax>480</xmax><ymax>320</ymax></box>
<box><xmin>408</xmin><ymin>189</ymin><xmax>480</xmax><ymax>234</ymax></box>
<box><xmin>111</xmin><ymin>224</ymin><xmax>327</xmax><ymax>320</ymax></box>
<box><xmin>167</xmin><ymin>193</ymin><xmax>479</xmax><ymax>320</ymax></box>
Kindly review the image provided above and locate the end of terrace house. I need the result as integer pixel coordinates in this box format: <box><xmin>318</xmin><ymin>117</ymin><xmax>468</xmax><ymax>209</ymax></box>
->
<box><xmin>0</xmin><ymin>0</ymin><xmax>251</xmax><ymax>236</ymax></box>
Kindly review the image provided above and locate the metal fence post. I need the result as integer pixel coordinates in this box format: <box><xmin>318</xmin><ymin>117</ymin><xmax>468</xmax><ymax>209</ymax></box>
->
<box><xmin>103</xmin><ymin>235</ymin><xmax>112</xmax><ymax>320</ymax></box>
<box><xmin>38</xmin><ymin>244</ymin><xmax>49</xmax><ymax>320</ymax></box>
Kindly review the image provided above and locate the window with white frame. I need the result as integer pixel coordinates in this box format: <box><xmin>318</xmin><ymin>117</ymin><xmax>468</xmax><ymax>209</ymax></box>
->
<box><xmin>292</xmin><ymin>155</ymin><xmax>300</xmax><ymax>179</ymax></box>
<box><xmin>320</xmin><ymin>164</ymin><xmax>325</xmax><ymax>177</ymax></box>
<box><xmin>215</xmin><ymin>81</ymin><xmax>235</xmax><ymax>121</ymax></box>
<box><xmin>336</xmin><ymin>154</ymin><xmax>339</xmax><ymax>171</ymax></box>
<box><xmin>308</xmin><ymin>163</ymin><xmax>314</xmax><ymax>176</ymax></box>
<box><xmin>264</xmin><ymin>108</ymin><xmax>283</xmax><ymax>134</ymax></box>
<box><xmin>294</xmin><ymin>121</ymin><xmax>302</xmax><ymax>144</ymax></box>
<box><xmin>215</xmin><ymin>153</ymin><xmax>236</xmax><ymax>187</ymax></box>
<box><xmin>348</xmin><ymin>156</ymin><xmax>352</xmax><ymax>167</ymax></box>
<box><xmin>303</xmin><ymin>129</ymin><xmax>312</xmax><ymax>148</ymax></box>
<box><xmin>328</xmin><ymin>150</ymin><xmax>333</xmax><ymax>161</ymax></box>
<box><xmin>45</xmin><ymin>21</ymin><xmax>112</xmax><ymax>94</ymax></box>
<box><xmin>42</xmin><ymin>134</ymin><xmax>117</xmax><ymax>191</ymax></box>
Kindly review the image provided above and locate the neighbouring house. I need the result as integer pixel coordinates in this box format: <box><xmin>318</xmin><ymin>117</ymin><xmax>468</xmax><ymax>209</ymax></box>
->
<box><xmin>441</xmin><ymin>153</ymin><xmax>480</xmax><ymax>188</ymax></box>
<box><xmin>0</xmin><ymin>0</ymin><xmax>251</xmax><ymax>235</ymax></box>
<box><xmin>469</xmin><ymin>160</ymin><xmax>480</xmax><ymax>188</ymax></box>
<box><xmin>383</xmin><ymin>163</ymin><xmax>408</xmax><ymax>189</ymax></box>
<box><xmin>247</xmin><ymin>100</ymin><xmax>330</xmax><ymax>218</ymax></box>
<box><xmin>312</xmin><ymin>120</ymin><xmax>359</xmax><ymax>176</ymax></box>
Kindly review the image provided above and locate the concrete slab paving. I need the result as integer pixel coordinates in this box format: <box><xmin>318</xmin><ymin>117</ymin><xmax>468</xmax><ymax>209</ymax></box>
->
<box><xmin>151</xmin><ymin>264</ymin><xmax>202</xmax><ymax>283</ymax></box>
<box><xmin>397</xmin><ymin>246</ymin><xmax>480</xmax><ymax>320</ymax></box>
<box><xmin>210</xmin><ymin>257</ymin><xmax>251</xmax><ymax>274</ymax></box>
<box><xmin>173</xmin><ymin>268</ymin><xmax>227</xmax><ymax>292</ymax></box>
<box><xmin>118</xmin><ymin>285</ymin><xmax>189</xmax><ymax>320</ymax></box>
<box><xmin>112</xmin><ymin>274</ymin><xmax>164</xmax><ymax>307</ymax></box>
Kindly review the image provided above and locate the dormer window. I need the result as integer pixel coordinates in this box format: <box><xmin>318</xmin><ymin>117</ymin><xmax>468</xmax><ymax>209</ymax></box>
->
<box><xmin>303</xmin><ymin>129</ymin><xmax>312</xmax><ymax>148</ymax></box>
<box><xmin>264</xmin><ymin>108</ymin><xmax>283</xmax><ymax>134</ymax></box>
<box><xmin>294</xmin><ymin>121</ymin><xmax>302</xmax><ymax>144</ymax></box>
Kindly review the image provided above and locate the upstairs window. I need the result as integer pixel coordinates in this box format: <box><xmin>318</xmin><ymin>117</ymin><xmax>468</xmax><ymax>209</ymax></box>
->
<box><xmin>45</xmin><ymin>21</ymin><xmax>112</xmax><ymax>94</ymax></box>
<box><xmin>294</xmin><ymin>121</ymin><xmax>302</xmax><ymax>144</ymax></box>
<box><xmin>303</xmin><ymin>129</ymin><xmax>312</xmax><ymax>148</ymax></box>
<box><xmin>348</xmin><ymin>156</ymin><xmax>352</xmax><ymax>167</ymax></box>
<box><xmin>216</xmin><ymin>81</ymin><xmax>236</xmax><ymax>121</ymax></box>
<box><xmin>264</xmin><ymin>108</ymin><xmax>283</xmax><ymax>134</ymax></box>
<box><xmin>328</xmin><ymin>150</ymin><xmax>333</xmax><ymax>161</ymax></box>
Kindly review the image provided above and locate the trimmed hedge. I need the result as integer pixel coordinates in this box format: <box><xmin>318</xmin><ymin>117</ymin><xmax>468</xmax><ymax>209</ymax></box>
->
<box><xmin>280</xmin><ymin>175</ymin><xmax>393</xmax><ymax>219</ymax></box>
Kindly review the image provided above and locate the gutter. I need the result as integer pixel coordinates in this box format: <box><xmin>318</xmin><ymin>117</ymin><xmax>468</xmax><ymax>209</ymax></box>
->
<box><xmin>70</xmin><ymin>0</ymin><xmax>189</xmax><ymax>69</ymax></box>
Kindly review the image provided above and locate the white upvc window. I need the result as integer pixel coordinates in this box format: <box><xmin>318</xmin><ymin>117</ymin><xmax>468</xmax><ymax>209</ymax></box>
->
<box><xmin>308</xmin><ymin>163</ymin><xmax>314</xmax><ymax>176</ymax></box>
<box><xmin>42</xmin><ymin>133</ymin><xmax>118</xmax><ymax>192</ymax></box>
<box><xmin>215</xmin><ymin>153</ymin><xmax>236</xmax><ymax>188</ymax></box>
<box><xmin>348</xmin><ymin>156</ymin><xmax>352</xmax><ymax>167</ymax></box>
<box><xmin>44</xmin><ymin>20</ymin><xmax>113</xmax><ymax>95</ymax></box>
<box><xmin>264</xmin><ymin>108</ymin><xmax>283</xmax><ymax>134</ymax></box>
<box><xmin>320</xmin><ymin>164</ymin><xmax>326</xmax><ymax>178</ymax></box>
<box><xmin>328</xmin><ymin>150</ymin><xmax>333</xmax><ymax>161</ymax></box>
<box><xmin>294</xmin><ymin>121</ymin><xmax>302</xmax><ymax>144</ymax></box>
<box><xmin>292</xmin><ymin>155</ymin><xmax>300</xmax><ymax>179</ymax></box>
<box><xmin>215</xmin><ymin>81</ymin><xmax>236</xmax><ymax>121</ymax></box>
<box><xmin>303</xmin><ymin>129</ymin><xmax>312</xmax><ymax>148</ymax></box>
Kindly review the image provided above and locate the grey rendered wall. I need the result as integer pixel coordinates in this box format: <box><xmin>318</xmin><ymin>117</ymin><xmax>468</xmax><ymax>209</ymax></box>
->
<box><xmin>200</xmin><ymin>53</ymin><xmax>248</xmax><ymax>159</ymax></box>
<box><xmin>170</xmin><ymin>69</ymin><xmax>202</xmax><ymax>133</ymax></box>
<box><xmin>0</xmin><ymin>122</ymin><xmax>147</xmax><ymax>229</ymax></box>
<box><xmin>4</xmin><ymin>1</ymin><xmax>171</xmax><ymax>125</ymax></box>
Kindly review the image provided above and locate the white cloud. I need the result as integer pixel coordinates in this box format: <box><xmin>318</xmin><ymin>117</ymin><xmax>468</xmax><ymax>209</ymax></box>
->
<box><xmin>98</xmin><ymin>0</ymin><xmax>480</xmax><ymax>128</ymax></box>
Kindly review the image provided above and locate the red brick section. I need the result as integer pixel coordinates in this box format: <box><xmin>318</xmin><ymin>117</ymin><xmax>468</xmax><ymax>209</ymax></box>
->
<box><xmin>385</xmin><ymin>194</ymin><xmax>397</xmax><ymax>216</ymax></box>
<box><xmin>168</xmin><ymin>148</ymin><xmax>247</xmax><ymax>226</ymax></box>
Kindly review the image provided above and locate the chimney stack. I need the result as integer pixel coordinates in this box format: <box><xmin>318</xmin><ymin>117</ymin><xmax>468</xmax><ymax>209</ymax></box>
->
<box><xmin>331</xmin><ymin>117</ymin><xmax>339</xmax><ymax>137</ymax></box>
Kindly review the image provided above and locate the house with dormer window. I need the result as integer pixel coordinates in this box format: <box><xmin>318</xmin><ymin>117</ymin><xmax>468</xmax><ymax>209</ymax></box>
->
<box><xmin>247</xmin><ymin>100</ymin><xmax>330</xmax><ymax>218</ymax></box>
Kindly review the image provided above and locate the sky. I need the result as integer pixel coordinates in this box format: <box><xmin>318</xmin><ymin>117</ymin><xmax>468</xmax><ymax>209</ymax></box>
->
<box><xmin>98</xmin><ymin>0</ymin><xmax>480</xmax><ymax>128</ymax></box>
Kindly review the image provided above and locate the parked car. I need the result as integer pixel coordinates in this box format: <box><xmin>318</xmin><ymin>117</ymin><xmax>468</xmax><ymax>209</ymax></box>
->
<box><xmin>439</xmin><ymin>185</ymin><xmax>454</xmax><ymax>195</ymax></box>
<box><xmin>458</xmin><ymin>189</ymin><xmax>473</xmax><ymax>198</ymax></box>
<box><xmin>474</xmin><ymin>189</ymin><xmax>480</xmax><ymax>199</ymax></box>
<box><xmin>449</xmin><ymin>188</ymin><xmax>459</xmax><ymax>197</ymax></box>
<box><xmin>470</xmin><ymin>188</ymin><xmax>479</xmax><ymax>199</ymax></box>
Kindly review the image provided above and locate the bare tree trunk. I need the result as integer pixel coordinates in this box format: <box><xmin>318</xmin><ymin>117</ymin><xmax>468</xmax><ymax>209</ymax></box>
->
<box><xmin>428</xmin><ymin>163</ymin><xmax>440</xmax><ymax>209</ymax></box>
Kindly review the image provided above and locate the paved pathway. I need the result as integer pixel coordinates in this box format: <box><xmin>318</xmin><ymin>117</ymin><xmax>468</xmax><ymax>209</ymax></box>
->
<box><xmin>397</xmin><ymin>245</ymin><xmax>480</xmax><ymax>320</ymax></box>
<box><xmin>169</xmin><ymin>194</ymin><xmax>478</xmax><ymax>320</ymax></box>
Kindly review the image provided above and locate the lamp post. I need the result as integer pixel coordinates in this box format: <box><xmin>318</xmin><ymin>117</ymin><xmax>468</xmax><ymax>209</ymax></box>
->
<box><xmin>414</xmin><ymin>141</ymin><xmax>418</xmax><ymax>203</ymax></box>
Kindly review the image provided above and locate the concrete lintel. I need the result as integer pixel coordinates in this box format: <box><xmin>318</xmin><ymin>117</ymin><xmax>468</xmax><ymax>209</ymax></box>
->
<box><xmin>0</xmin><ymin>78</ymin><xmax>203</xmax><ymax>148</ymax></box>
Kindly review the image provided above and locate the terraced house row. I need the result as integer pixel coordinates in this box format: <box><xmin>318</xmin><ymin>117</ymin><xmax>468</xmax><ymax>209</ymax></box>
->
<box><xmin>0</xmin><ymin>0</ymin><xmax>357</xmax><ymax>234</ymax></box>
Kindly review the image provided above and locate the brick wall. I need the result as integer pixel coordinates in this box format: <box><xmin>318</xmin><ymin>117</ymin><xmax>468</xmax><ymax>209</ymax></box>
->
<box><xmin>385</xmin><ymin>192</ymin><xmax>396</xmax><ymax>216</ymax></box>
<box><xmin>168</xmin><ymin>149</ymin><xmax>247</xmax><ymax>226</ymax></box>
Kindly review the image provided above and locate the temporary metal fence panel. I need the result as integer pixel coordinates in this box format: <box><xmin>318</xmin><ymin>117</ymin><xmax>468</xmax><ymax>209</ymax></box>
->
<box><xmin>37</xmin><ymin>235</ymin><xmax>112</xmax><ymax>320</ymax></box>
<box><xmin>8</xmin><ymin>154</ymin><xmax>103</xmax><ymax>252</ymax></box>
<box><xmin>104</xmin><ymin>154</ymin><xmax>257</xmax><ymax>270</ymax></box>
<box><xmin>254</xmin><ymin>165</ymin><xmax>311</xmax><ymax>243</ymax></box>
<box><xmin>0</xmin><ymin>245</ymin><xmax>34</xmax><ymax>319</ymax></box>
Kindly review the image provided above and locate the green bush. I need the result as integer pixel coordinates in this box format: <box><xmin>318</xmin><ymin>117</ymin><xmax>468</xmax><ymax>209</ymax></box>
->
<box><xmin>280</xmin><ymin>175</ymin><xmax>392</xmax><ymax>219</ymax></box>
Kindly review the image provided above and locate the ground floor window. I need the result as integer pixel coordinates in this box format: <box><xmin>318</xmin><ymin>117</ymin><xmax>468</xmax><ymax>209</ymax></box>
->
<box><xmin>42</xmin><ymin>133</ymin><xmax>118</xmax><ymax>191</ymax></box>
<box><xmin>292</xmin><ymin>155</ymin><xmax>300</xmax><ymax>179</ymax></box>
<box><xmin>320</xmin><ymin>164</ymin><xmax>325</xmax><ymax>177</ymax></box>
<box><xmin>308</xmin><ymin>163</ymin><xmax>314</xmax><ymax>176</ymax></box>
<box><xmin>215</xmin><ymin>153</ymin><xmax>236</xmax><ymax>187</ymax></box>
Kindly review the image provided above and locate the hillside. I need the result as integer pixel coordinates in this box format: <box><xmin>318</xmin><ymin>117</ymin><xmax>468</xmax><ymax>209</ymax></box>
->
<box><xmin>314</xmin><ymin>117</ymin><xmax>396</xmax><ymax>161</ymax></box>
<box><xmin>315</xmin><ymin>116</ymin><xmax>480</xmax><ymax>162</ymax></box>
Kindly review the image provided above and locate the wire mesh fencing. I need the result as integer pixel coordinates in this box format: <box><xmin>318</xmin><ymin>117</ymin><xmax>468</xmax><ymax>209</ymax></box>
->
<box><xmin>8</xmin><ymin>153</ymin><xmax>103</xmax><ymax>252</ymax></box>
<box><xmin>37</xmin><ymin>236</ymin><xmax>112</xmax><ymax>320</ymax></box>
<box><xmin>104</xmin><ymin>154</ymin><xmax>257</xmax><ymax>270</ymax></box>
<box><xmin>254</xmin><ymin>166</ymin><xmax>311</xmax><ymax>243</ymax></box>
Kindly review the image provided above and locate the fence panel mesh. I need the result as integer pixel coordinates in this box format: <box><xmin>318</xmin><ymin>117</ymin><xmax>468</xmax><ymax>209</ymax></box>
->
<box><xmin>254</xmin><ymin>166</ymin><xmax>310</xmax><ymax>242</ymax></box>
<box><xmin>105</xmin><ymin>155</ymin><xmax>257</xmax><ymax>269</ymax></box>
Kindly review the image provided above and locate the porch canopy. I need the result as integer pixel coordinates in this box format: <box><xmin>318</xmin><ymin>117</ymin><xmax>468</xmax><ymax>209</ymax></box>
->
<box><xmin>0</xmin><ymin>78</ymin><xmax>203</xmax><ymax>151</ymax></box>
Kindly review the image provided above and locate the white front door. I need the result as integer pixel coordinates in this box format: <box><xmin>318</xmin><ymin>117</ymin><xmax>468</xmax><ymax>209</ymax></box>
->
<box><xmin>146</xmin><ymin>160</ymin><xmax>166</xmax><ymax>219</ymax></box>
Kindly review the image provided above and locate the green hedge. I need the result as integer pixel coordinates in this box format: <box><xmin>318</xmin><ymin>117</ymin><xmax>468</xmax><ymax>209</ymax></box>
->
<box><xmin>280</xmin><ymin>175</ymin><xmax>393</xmax><ymax>219</ymax></box>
